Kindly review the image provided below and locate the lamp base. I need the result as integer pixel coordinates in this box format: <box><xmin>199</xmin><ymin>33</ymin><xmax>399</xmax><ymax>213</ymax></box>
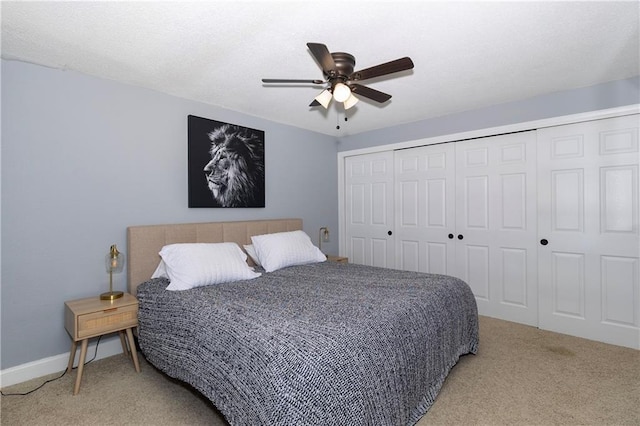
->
<box><xmin>100</xmin><ymin>291</ymin><xmax>124</xmax><ymax>301</ymax></box>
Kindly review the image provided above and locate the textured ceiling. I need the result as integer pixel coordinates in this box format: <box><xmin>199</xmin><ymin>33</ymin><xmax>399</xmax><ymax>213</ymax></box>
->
<box><xmin>2</xmin><ymin>1</ymin><xmax>638</xmax><ymax>136</ymax></box>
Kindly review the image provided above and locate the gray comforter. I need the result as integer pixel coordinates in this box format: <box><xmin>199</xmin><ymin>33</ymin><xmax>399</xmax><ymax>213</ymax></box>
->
<box><xmin>137</xmin><ymin>261</ymin><xmax>478</xmax><ymax>426</ymax></box>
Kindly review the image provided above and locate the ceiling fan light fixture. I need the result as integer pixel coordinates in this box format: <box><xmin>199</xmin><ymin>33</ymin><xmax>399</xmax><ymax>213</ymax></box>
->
<box><xmin>343</xmin><ymin>93</ymin><xmax>359</xmax><ymax>110</ymax></box>
<box><xmin>332</xmin><ymin>83</ymin><xmax>351</xmax><ymax>102</ymax></box>
<box><xmin>314</xmin><ymin>89</ymin><xmax>332</xmax><ymax>109</ymax></box>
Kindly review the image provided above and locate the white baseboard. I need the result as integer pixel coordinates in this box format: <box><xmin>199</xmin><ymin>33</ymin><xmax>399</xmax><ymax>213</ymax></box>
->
<box><xmin>0</xmin><ymin>336</ymin><xmax>124</xmax><ymax>388</ymax></box>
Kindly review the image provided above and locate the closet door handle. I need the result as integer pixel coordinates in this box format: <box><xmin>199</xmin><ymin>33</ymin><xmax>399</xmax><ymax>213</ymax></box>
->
<box><xmin>448</xmin><ymin>234</ymin><xmax>454</xmax><ymax>239</ymax></box>
<box><xmin>457</xmin><ymin>234</ymin><xmax>464</xmax><ymax>240</ymax></box>
<box><xmin>387</xmin><ymin>230</ymin><xmax>393</xmax><ymax>236</ymax></box>
<box><xmin>540</xmin><ymin>239</ymin><xmax>548</xmax><ymax>246</ymax></box>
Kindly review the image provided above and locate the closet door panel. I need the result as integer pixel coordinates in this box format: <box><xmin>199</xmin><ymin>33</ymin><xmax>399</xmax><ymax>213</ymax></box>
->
<box><xmin>399</xmin><ymin>240</ymin><xmax>420</xmax><ymax>272</ymax></box>
<box><xmin>462</xmin><ymin>244</ymin><xmax>491</xmax><ymax>301</ymax></box>
<box><xmin>456</xmin><ymin>131</ymin><xmax>538</xmax><ymax>325</ymax></box>
<box><xmin>501</xmin><ymin>247</ymin><xmax>528</xmax><ymax>306</ymax></box>
<box><xmin>501</xmin><ymin>173</ymin><xmax>527</xmax><ymax>230</ymax></box>
<box><xmin>370</xmin><ymin>238</ymin><xmax>391</xmax><ymax>268</ymax></box>
<box><xmin>463</xmin><ymin>176</ymin><xmax>489</xmax><ymax>229</ymax></box>
<box><xmin>600</xmin><ymin>255</ymin><xmax>637</xmax><ymax>326</ymax></box>
<box><xmin>394</xmin><ymin>144</ymin><xmax>456</xmax><ymax>275</ymax></box>
<box><xmin>345</xmin><ymin>151</ymin><xmax>395</xmax><ymax>268</ymax></box>
<box><xmin>537</xmin><ymin>114</ymin><xmax>639</xmax><ymax>349</ymax></box>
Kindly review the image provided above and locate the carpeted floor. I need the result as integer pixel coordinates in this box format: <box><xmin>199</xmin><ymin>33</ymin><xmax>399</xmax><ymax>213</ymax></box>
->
<box><xmin>2</xmin><ymin>316</ymin><xmax>639</xmax><ymax>425</ymax></box>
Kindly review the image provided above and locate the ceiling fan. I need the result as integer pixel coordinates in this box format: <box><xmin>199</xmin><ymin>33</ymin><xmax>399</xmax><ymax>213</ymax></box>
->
<box><xmin>262</xmin><ymin>43</ymin><xmax>414</xmax><ymax>110</ymax></box>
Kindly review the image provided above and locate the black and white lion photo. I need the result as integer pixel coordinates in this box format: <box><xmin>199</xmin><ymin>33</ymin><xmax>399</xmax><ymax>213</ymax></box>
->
<box><xmin>188</xmin><ymin>116</ymin><xmax>265</xmax><ymax>208</ymax></box>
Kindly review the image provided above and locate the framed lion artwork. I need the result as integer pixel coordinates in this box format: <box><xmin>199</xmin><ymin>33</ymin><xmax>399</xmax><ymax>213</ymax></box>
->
<box><xmin>187</xmin><ymin>115</ymin><xmax>265</xmax><ymax>208</ymax></box>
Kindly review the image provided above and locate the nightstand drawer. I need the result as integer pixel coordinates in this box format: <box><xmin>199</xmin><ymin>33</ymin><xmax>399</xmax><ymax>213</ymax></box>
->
<box><xmin>77</xmin><ymin>305</ymin><xmax>138</xmax><ymax>339</ymax></box>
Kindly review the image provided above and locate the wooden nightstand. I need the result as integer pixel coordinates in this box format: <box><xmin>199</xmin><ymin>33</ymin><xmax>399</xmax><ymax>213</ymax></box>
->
<box><xmin>64</xmin><ymin>293</ymin><xmax>140</xmax><ymax>395</ymax></box>
<box><xmin>327</xmin><ymin>255</ymin><xmax>348</xmax><ymax>264</ymax></box>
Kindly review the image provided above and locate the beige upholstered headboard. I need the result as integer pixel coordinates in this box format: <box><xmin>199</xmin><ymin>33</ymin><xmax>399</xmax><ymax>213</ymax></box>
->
<box><xmin>126</xmin><ymin>218</ymin><xmax>303</xmax><ymax>295</ymax></box>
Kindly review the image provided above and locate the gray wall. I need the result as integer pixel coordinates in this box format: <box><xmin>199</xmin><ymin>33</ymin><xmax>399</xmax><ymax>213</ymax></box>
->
<box><xmin>1</xmin><ymin>60</ymin><xmax>338</xmax><ymax>369</ymax></box>
<box><xmin>337</xmin><ymin>76</ymin><xmax>640</xmax><ymax>150</ymax></box>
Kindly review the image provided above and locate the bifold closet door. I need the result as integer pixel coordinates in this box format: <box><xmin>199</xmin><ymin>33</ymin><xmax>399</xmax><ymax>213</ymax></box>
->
<box><xmin>455</xmin><ymin>131</ymin><xmax>538</xmax><ymax>326</ymax></box>
<box><xmin>344</xmin><ymin>151</ymin><xmax>395</xmax><ymax>268</ymax></box>
<box><xmin>537</xmin><ymin>114</ymin><xmax>639</xmax><ymax>349</ymax></box>
<box><xmin>394</xmin><ymin>143</ymin><xmax>456</xmax><ymax>275</ymax></box>
<box><xmin>394</xmin><ymin>132</ymin><xmax>538</xmax><ymax>325</ymax></box>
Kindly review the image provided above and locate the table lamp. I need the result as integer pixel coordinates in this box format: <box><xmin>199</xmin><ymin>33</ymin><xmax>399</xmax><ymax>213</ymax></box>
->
<box><xmin>318</xmin><ymin>227</ymin><xmax>330</xmax><ymax>254</ymax></box>
<box><xmin>101</xmin><ymin>244</ymin><xmax>125</xmax><ymax>300</ymax></box>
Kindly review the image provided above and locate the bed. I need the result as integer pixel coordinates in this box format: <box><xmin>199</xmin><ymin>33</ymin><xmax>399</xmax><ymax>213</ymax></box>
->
<box><xmin>128</xmin><ymin>218</ymin><xmax>478</xmax><ymax>426</ymax></box>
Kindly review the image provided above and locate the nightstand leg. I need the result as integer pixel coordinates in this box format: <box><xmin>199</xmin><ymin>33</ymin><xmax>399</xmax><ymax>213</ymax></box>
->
<box><xmin>73</xmin><ymin>339</ymin><xmax>88</xmax><ymax>395</ymax></box>
<box><xmin>67</xmin><ymin>340</ymin><xmax>77</xmax><ymax>373</ymax></box>
<box><xmin>119</xmin><ymin>331</ymin><xmax>128</xmax><ymax>354</ymax></box>
<box><xmin>125</xmin><ymin>328</ymin><xmax>140</xmax><ymax>373</ymax></box>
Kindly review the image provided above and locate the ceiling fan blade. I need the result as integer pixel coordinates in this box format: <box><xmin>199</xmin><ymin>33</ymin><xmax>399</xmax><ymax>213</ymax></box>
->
<box><xmin>309</xmin><ymin>99</ymin><xmax>321</xmax><ymax>107</ymax></box>
<box><xmin>350</xmin><ymin>84</ymin><xmax>392</xmax><ymax>103</ymax></box>
<box><xmin>349</xmin><ymin>57</ymin><xmax>414</xmax><ymax>81</ymax></box>
<box><xmin>262</xmin><ymin>79</ymin><xmax>325</xmax><ymax>84</ymax></box>
<box><xmin>307</xmin><ymin>43</ymin><xmax>337</xmax><ymax>76</ymax></box>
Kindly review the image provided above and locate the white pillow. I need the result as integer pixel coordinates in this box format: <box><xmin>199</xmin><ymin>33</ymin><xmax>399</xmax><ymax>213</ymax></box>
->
<box><xmin>151</xmin><ymin>260</ymin><xmax>168</xmax><ymax>279</ymax></box>
<box><xmin>243</xmin><ymin>244</ymin><xmax>261</xmax><ymax>267</ymax></box>
<box><xmin>158</xmin><ymin>243</ymin><xmax>261</xmax><ymax>291</ymax></box>
<box><xmin>251</xmin><ymin>230</ymin><xmax>326</xmax><ymax>272</ymax></box>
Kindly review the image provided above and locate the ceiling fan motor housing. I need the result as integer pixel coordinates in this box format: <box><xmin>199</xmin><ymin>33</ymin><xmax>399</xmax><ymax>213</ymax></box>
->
<box><xmin>328</xmin><ymin>52</ymin><xmax>355</xmax><ymax>81</ymax></box>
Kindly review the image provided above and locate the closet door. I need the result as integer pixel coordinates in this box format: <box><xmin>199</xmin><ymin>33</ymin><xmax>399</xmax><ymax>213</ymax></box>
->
<box><xmin>455</xmin><ymin>131</ymin><xmax>538</xmax><ymax>326</ymax></box>
<box><xmin>537</xmin><ymin>114</ymin><xmax>639</xmax><ymax>349</ymax></box>
<box><xmin>394</xmin><ymin>144</ymin><xmax>456</xmax><ymax>274</ymax></box>
<box><xmin>344</xmin><ymin>151</ymin><xmax>395</xmax><ymax>268</ymax></box>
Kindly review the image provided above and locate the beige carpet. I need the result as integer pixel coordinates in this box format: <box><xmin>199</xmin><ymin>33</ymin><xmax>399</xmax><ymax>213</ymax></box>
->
<box><xmin>2</xmin><ymin>316</ymin><xmax>639</xmax><ymax>425</ymax></box>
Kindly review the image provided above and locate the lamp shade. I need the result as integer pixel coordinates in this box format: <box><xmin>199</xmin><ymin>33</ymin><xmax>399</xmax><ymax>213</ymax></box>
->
<box><xmin>314</xmin><ymin>89</ymin><xmax>332</xmax><ymax>109</ymax></box>
<box><xmin>332</xmin><ymin>83</ymin><xmax>351</xmax><ymax>102</ymax></box>
<box><xmin>343</xmin><ymin>93</ymin><xmax>359</xmax><ymax>110</ymax></box>
<box><xmin>106</xmin><ymin>245</ymin><xmax>125</xmax><ymax>273</ymax></box>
